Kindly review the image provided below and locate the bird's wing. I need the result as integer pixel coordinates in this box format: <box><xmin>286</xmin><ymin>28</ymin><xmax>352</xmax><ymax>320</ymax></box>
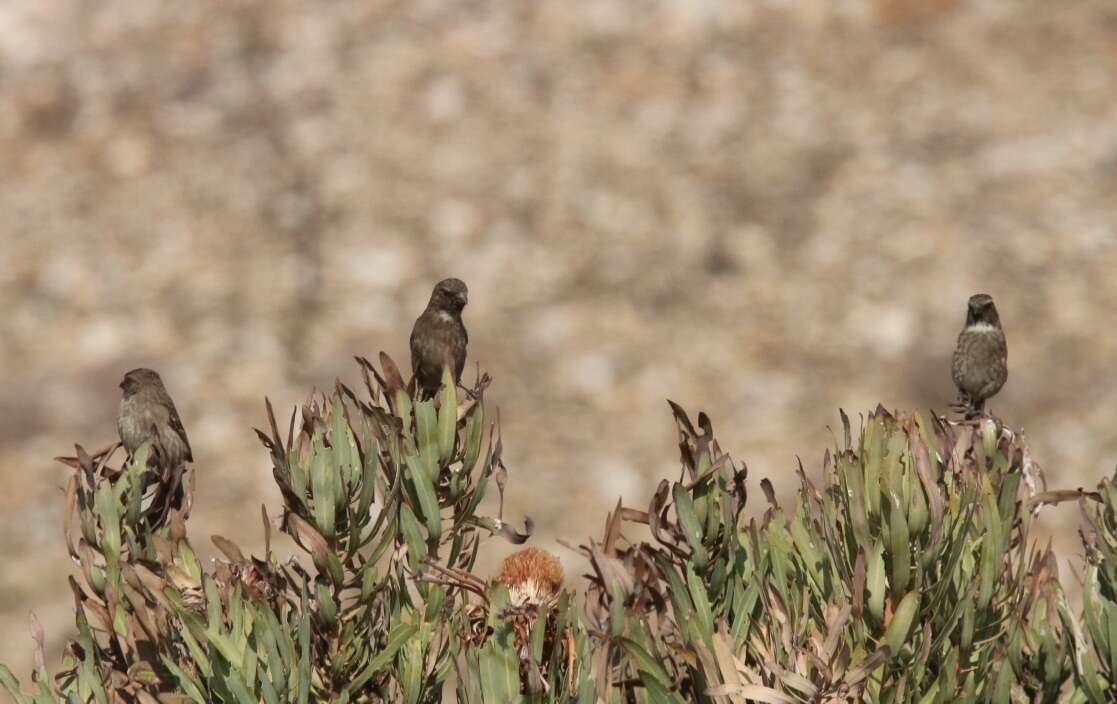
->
<box><xmin>166</xmin><ymin>401</ymin><xmax>193</xmax><ymax>462</ymax></box>
<box><xmin>454</xmin><ymin>322</ymin><xmax>468</xmax><ymax>380</ymax></box>
<box><xmin>950</xmin><ymin>339</ymin><xmax>966</xmax><ymax>389</ymax></box>
<box><xmin>409</xmin><ymin>313</ymin><xmax>426</xmax><ymax>375</ymax></box>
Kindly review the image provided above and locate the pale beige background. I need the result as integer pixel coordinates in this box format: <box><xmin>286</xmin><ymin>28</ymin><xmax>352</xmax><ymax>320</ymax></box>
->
<box><xmin>2</xmin><ymin>0</ymin><xmax>1117</xmax><ymax>685</ymax></box>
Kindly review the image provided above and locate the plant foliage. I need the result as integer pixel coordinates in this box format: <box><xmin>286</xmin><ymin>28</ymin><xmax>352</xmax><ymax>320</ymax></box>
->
<box><xmin>1</xmin><ymin>358</ymin><xmax>1110</xmax><ymax>702</ymax></box>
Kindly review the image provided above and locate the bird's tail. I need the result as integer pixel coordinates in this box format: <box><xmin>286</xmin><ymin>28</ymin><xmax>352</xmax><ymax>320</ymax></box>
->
<box><xmin>949</xmin><ymin>393</ymin><xmax>984</xmax><ymax>420</ymax></box>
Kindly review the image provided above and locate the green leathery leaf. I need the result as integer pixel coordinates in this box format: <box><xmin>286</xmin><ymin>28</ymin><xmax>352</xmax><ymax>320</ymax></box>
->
<box><xmin>179</xmin><ymin>542</ymin><xmax>202</xmax><ymax>582</ymax></box>
<box><xmin>160</xmin><ymin>658</ymin><xmax>209</xmax><ymax>703</ymax></box>
<box><xmin>621</xmin><ymin>639</ymin><xmax>670</xmax><ymax>688</ymax></box>
<box><xmin>325</xmin><ymin>551</ymin><xmax>345</xmax><ymax>588</ymax></box>
<box><xmin>395</xmin><ymin>390</ymin><xmax>413</xmax><ymax>440</ymax></box>
<box><xmin>425</xmin><ymin>584</ymin><xmax>446</xmax><ymax>622</ymax></box>
<box><xmin>414</xmin><ymin>400</ymin><xmax>438</xmax><ymax>476</ymax></box>
<box><xmin>356</xmin><ymin>442</ymin><xmax>378</xmax><ymax>522</ymax></box>
<box><xmin>400</xmin><ymin>620</ymin><xmax>430</xmax><ymax>704</ymax></box>
<box><xmin>1107</xmin><ymin>603</ymin><xmax>1117</xmax><ymax>682</ymax></box>
<box><xmin>960</xmin><ymin>596</ymin><xmax>975</xmax><ymax>652</ymax></box>
<box><xmin>461</xmin><ymin>460</ymin><xmax>492</xmax><ymax>521</ymax></box>
<box><xmin>991</xmin><ymin>658</ymin><xmax>1013</xmax><ymax>703</ymax></box>
<box><xmin>405</xmin><ymin>454</ymin><xmax>441</xmax><ymax>547</ymax></box>
<box><xmin>981</xmin><ymin>419</ymin><xmax>997</xmax><ymax>461</ymax></box>
<box><xmin>883</xmin><ymin>431</ymin><xmax>907</xmax><ymax>494</ymax></box>
<box><xmin>639</xmin><ymin>674</ymin><xmax>687</xmax><ymax>704</ymax></box>
<box><xmin>478</xmin><ymin>641</ymin><xmax>520</xmax><ymax>704</ymax></box>
<box><xmin>530</xmin><ymin>604</ymin><xmax>548</xmax><ymax>661</ymax></box>
<box><xmin>1076</xmin><ymin>572</ymin><xmax>1103</xmax><ymax>666</ymax></box>
<box><xmin>888</xmin><ymin>491</ymin><xmax>911</xmax><ymax>600</ymax></box>
<box><xmin>349</xmin><ymin>623</ymin><xmax>418</xmax><ymax>691</ymax></box>
<box><xmin>864</xmin><ymin>419</ymin><xmax>884</xmax><ymax>518</ymax></box>
<box><xmin>842</xmin><ymin>453</ymin><xmax>872</xmax><ymax>547</ymax></box>
<box><xmin>176</xmin><ymin>615</ymin><xmax>212</xmax><ymax>677</ymax></box>
<box><xmin>686</xmin><ymin>563</ymin><xmax>715</xmax><ymax>644</ymax></box>
<box><xmin>223</xmin><ymin>672</ymin><xmax>257</xmax><ymax>704</ymax></box>
<box><xmin>610</xmin><ymin>582</ymin><xmax>626</xmax><ymax>639</ymax></box>
<box><xmin>437</xmin><ymin>367</ymin><xmax>457</xmax><ymax>462</ymax></box>
<box><xmin>360</xmin><ymin>561</ymin><xmax>379</xmax><ymax>602</ymax></box>
<box><xmin>996</xmin><ymin>472</ymin><xmax>1020</xmax><ymax>544</ymax></box>
<box><xmin>310</xmin><ymin>433</ymin><xmax>337</xmax><ymax>540</ymax></box>
<box><xmin>674</xmin><ymin>482</ymin><xmax>708</xmax><ymax>569</ymax></box>
<box><xmin>789</xmin><ymin>511</ymin><xmax>825</xmax><ymax>594</ymax></box>
<box><xmin>908</xmin><ymin>480</ymin><xmax>928</xmax><ymax>538</ymax></box>
<box><xmin>95</xmin><ymin>482</ymin><xmax>122</xmax><ymax>564</ymax></box>
<box><xmin>978</xmin><ymin>477</ymin><xmax>1001</xmax><ymax>610</ymax></box>
<box><xmin>316</xmin><ymin>581</ymin><xmax>337</xmax><ymax>626</ymax></box>
<box><xmin>255</xmin><ymin>617</ymin><xmax>286</xmax><ymax>697</ymax></box>
<box><xmin>867</xmin><ymin>540</ymin><xmax>886</xmax><ymax>624</ymax></box>
<box><xmin>692</xmin><ymin>455</ymin><xmax>712</xmax><ymax>529</ymax></box>
<box><xmin>204</xmin><ymin>578</ymin><xmax>223</xmax><ymax>631</ymax></box>
<box><xmin>330</xmin><ymin>395</ymin><xmax>356</xmax><ymax>490</ymax></box>
<box><xmin>656</xmin><ymin>554</ymin><xmax>694</xmax><ymax>626</ymax></box>
<box><xmin>883</xmin><ymin>590</ymin><xmax>920</xmax><ymax>657</ymax></box>
<box><xmin>261</xmin><ymin>605</ymin><xmax>296</xmax><ymax>676</ymax></box>
<box><xmin>259</xmin><ymin>676</ymin><xmax>280</xmax><ymax>704</ymax></box>
<box><xmin>288</xmin><ymin>449</ymin><xmax>307</xmax><ymax>508</ymax></box>
<box><xmin>297</xmin><ymin>584</ymin><xmax>310</xmax><ymax>704</ymax></box>
<box><xmin>449</xmin><ymin>464</ymin><xmax>464</xmax><ymax>502</ymax></box>
<box><xmin>399</xmin><ymin>503</ymin><xmax>428</xmax><ymax>566</ymax></box>
<box><xmin>462</xmin><ymin>402</ymin><xmax>484</xmax><ymax>474</ymax></box>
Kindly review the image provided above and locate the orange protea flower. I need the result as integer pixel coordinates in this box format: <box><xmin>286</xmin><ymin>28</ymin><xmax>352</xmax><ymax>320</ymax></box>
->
<box><xmin>496</xmin><ymin>548</ymin><xmax>564</xmax><ymax>606</ymax></box>
<box><xmin>494</xmin><ymin>549</ymin><xmax>570</xmax><ymax>694</ymax></box>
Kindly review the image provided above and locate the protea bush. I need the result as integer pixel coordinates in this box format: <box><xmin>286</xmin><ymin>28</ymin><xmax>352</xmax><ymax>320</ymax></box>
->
<box><xmin>1077</xmin><ymin>470</ymin><xmax>1117</xmax><ymax>700</ymax></box>
<box><xmin>0</xmin><ymin>357</ymin><xmax>1112</xmax><ymax>702</ymax></box>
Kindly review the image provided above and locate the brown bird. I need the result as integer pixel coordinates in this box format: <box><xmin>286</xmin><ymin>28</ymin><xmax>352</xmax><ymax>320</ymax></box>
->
<box><xmin>951</xmin><ymin>294</ymin><xmax>1007</xmax><ymax>418</ymax></box>
<box><xmin>410</xmin><ymin>278</ymin><xmax>469</xmax><ymax>395</ymax></box>
<box><xmin>117</xmin><ymin>368</ymin><xmax>193</xmax><ymax>468</ymax></box>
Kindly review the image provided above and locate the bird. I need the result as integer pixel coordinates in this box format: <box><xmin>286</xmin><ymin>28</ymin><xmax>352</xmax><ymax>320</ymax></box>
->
<box><xmin>117</xmin><ymin>367</ymin><xmax>193</xmax><ymax>469</ymax></box>
<box><xmin>117</xmin><ymin>367</ymin><xmax>193</xmax><ymax>522</ymax></box>
<box><xmin>951</xmin><ymin>293</ymin><xmax>1007</xmax><ymax>418</ymax></box>
<box><xmin>410</xmin><ymin>278</ymin><xmax>469</xmax><ymax>395</ymax></box>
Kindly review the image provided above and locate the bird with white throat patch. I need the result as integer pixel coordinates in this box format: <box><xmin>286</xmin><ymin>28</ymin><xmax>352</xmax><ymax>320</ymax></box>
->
<box><xmin>951</xmin><ymin>293</ymin><xmax>1007</xmax><ymax>419</ymax></box>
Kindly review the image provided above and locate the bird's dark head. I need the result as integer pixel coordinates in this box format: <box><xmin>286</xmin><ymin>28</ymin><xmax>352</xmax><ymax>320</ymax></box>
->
<box><xmin>965</xmin><ymin>293</ymin><xmax>1001</xmax><ymax>328</ymax></box>
<box><xmin>428</xmin><ymin>278</ymin><xmax>469</xmax><ymax>315</ymax></box>
<box><xmin>120</xmin><ymin>368</ymin><xmax>164</xmax><ymax>396</ymax></box>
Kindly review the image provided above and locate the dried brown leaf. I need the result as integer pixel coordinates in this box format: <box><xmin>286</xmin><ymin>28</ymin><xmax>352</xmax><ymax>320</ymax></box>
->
<box><xmin>211</xmin><ymin>535</ymin><xmax>246</xmax><ymax>563</ymax></box>
<box><xmin>287</xmin><ymin>512</ymin><xmax>331</xmax><ymax>562</ymax></box>
<box><xmin>852</xmin><ymin>548</ymin><xmax>866</xmax><ymax>620</ymax></box>
<box><xmin>1030</xmin><ymin>488</ymin><xmax>1101</xmax><ymax>509</ymax></box>
<box><xmin>379</xmin><ymin>351</ymin><xmax>406</xmax><ymax>396</ymax></box>
<box><xmin>760</xmin><ymin>478</ymin><xmax>779</xmax><ymax>510</ymax></box>
<box><xmin>843</xmin><ymin>647</ymin><xmax>889</xmax><ymax>687</ymax></box>
<box><xmin>262</xmin><ymin>504</ymin><xmax>272</xmax><ymax>562</ymax></box>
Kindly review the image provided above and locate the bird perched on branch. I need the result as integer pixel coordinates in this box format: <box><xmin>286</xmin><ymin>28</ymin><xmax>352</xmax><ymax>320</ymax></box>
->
<box><xmin>117</xmin><ymin>367</ymin><xmax>193</xmax><ymax>520</ymax></box>
<box><xmin>118</xmin><ymin>368</ymin><xmax>193</xmax><ymax>467</ymax></box>
<box><xmin>951</xmin><ymin>294</ymin><xmax>1007</xmax><ymax>419</ymax></box>
<box><xmin>410</xmin><ymin>278</ymin><xmax>469</xmax><ymax>395</ymax></box>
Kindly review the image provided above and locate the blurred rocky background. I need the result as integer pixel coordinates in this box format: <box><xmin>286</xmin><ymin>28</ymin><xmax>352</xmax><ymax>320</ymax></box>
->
<box><xmin>3</xmin><ymin>0</ymin><xmax>1117</xmax><ymax>682</ymax></box>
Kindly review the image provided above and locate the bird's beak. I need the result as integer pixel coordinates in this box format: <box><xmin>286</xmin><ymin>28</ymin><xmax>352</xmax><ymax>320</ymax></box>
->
<box><xmin>119</xmin><ymin>380</ymin><xmax>126</xmax><ymax>389</ymax></box>
<box><xmin>459</xmin><ymin>294</ymin><xmax>468</xmax><ymax>306</ymax></box>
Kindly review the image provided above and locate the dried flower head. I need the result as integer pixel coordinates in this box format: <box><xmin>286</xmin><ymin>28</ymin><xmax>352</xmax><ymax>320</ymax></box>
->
<box><xmin>496</xmin><ymin>548</ymin><xmax>564</xmax><ymax>605</ymax></box>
